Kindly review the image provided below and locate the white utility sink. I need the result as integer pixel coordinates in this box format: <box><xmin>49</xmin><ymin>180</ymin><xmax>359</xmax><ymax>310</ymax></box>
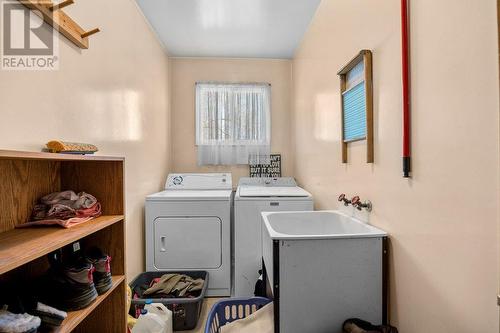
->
<box><xmin>262</xmin><ymin>210</ymin><xmax>387</xmax><ymax>240</ymax></box>
<box><xmin>261</xmin><ymin>210</ymin><xmax>388</xmax><ymax>333</ymax></box>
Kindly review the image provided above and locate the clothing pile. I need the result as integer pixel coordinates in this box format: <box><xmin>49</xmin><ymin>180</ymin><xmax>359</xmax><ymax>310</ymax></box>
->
<box><xmin>17</xmin><ymin>190</ymin><xmax>101</xmax><ymax>228</ymax></box>
<box><xmin>133</xmin><ymin>274</ymin><xmax>204</xmax><ymax>300</ymax></box>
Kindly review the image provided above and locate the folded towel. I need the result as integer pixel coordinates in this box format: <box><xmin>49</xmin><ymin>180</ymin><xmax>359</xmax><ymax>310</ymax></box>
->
<box><xmin>16</xmin><ymin>216</ymin><xmax>94</xmax><ymax>229</ymax></box>
<box><xmin>46</xmin><ymin>141</ymin><xmax>98</xmax><ymax>154</ymax></box>
<box><xmin>76</xmin><ymin>202</ymin><xmax>101</xmax><ymax>218</ymax></box>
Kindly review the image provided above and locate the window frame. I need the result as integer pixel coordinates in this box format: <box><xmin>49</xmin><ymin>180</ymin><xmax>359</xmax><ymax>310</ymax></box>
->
<box><xmin>195</xmin><ymin>81</ymin><xmax>272</xmax><ymax>147</ymax></box>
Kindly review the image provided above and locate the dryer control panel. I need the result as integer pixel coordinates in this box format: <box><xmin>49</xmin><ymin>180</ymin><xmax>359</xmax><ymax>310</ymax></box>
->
<box><xmin>165</xmin><ymin>173</ymin><xmax>232</xmax><ymax>190</ymax></box>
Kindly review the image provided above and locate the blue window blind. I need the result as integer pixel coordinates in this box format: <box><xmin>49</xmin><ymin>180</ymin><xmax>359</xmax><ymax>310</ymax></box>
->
<box><xmin>343</xmin><ymin>81</ymin><xmax>366</xmax><ymax>141</ymax></box>
<box><xmin>346</xmin><ymin>61</ymin><xmax>364</xmax><ymax>89</ymax></box>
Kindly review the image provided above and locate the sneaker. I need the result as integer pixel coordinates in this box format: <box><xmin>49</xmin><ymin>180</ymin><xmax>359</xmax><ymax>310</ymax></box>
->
<box><xmin>31</xmin><ymin>302</ymin><xmax>67</xmax><ymax>327</ymax></box>
<box><xmin>40</xmin><ymin>260</ymin><xmax>98</xmax><ymax>311</ymax></box>
<box><xmin>85</xmin><ymin>247</ymin><xmax>113</xmax><ymax>295</ymax></box>
<box><xmin>0</xmin><ymin>309</ymin><xmax>41</xmax><ymax>333</ymax></box>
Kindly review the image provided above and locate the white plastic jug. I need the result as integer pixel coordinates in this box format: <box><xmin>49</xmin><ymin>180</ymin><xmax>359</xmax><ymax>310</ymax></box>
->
<box><xmin>131</xmin><ymin>309</ymin><xmax>167</xmax><ymax>333</ymax></box>
<box><xmin>144</xmin><ymin>303</ymin><xmax>173</xmax><ymax>333</ymax></box>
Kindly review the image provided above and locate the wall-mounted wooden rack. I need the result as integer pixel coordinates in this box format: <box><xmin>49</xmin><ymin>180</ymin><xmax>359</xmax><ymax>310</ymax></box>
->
<box><xmin>18</xmin><ymin>0</ymin><xmax>100</xmax><ymax>49</ymax></box>
<box><xmin>338</xmin><ymin>50</ymin><xmax>374</xmax><ymax>164</ymax></box>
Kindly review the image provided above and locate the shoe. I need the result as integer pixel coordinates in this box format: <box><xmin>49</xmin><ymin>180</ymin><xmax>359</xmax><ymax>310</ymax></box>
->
<box><xmin>342</xmin><ymin>319</ymin><xmax>399</xmax><ymax>333</ymax></box>
<box><xmin>31</xmin><ymin>302</ymin><xmax>67</xmax><ymax>327</ymax></box>
<box><xmin>343</xmin><ymin>319</ymin><xmax>376</xmax><ymax>333</ymax></box>
<box><xmin>40</xmin><ymin>260</ymin><xmax>98</xmax><ymax>311</ymax></box>
<box><xmin>0</xmin><ymin>283</ymin><xmax>66</xmax><ymax>328</ymax></box>
<box><xmin>85</xmin><ymin>247</ymin><xmax>113</xmax><ymax>295</ymax></box>
<box><xmin>0</xmin><ymin>309</ymin><xmax>41</xmax><ymax>333</ymax></box>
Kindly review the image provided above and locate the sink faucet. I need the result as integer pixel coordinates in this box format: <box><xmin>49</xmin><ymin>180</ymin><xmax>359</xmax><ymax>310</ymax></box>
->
<box><xmin>338</xmin><ymin>193</ymin><xmax>352</xmax><ymax>206</ymax></box>
<box><xmin>351</xmin><ymin>196</ymin><xmax>373</xmax><ymax>212</ymax></box>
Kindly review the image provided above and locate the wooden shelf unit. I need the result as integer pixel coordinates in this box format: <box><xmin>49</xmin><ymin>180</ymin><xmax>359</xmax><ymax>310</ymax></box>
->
<box><xmin>0</xmin><ymin>150</ymin><xmax>127</xmax><ymax>333</ymax></box>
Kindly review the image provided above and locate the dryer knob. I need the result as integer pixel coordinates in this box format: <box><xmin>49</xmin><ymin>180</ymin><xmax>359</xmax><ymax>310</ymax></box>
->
<box><xmin>173</xmin><ymin>176</ymin><xmax>183</xmax><ymax>185</ymax></box>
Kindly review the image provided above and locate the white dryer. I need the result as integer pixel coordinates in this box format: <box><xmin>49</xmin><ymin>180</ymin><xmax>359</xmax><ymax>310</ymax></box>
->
<box><xmin>233</xmin><ymin>177</ymin><xmax>313</xmax><ymax>296</ymax></box>
<box><xmin>145</xmin><ymin>173</ymin><xmax>232</xmax><ymax>296</ymax></box>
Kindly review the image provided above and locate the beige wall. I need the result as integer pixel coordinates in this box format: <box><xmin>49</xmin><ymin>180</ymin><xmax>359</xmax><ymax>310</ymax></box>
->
<box><xmin>1</xmin><ymin>1</ymin><xmax>498</xmax><ymax>329</ymax></box>
<box><xmin>0</xmin><ymin>0</ymin><xmax>171</xmax><ymax>279</ymax></box>
<box><xmin>170</xmin><ymin>58</ymin><xmax>292</xmax><ymax>185</ymax></box>
<box><xmin>292</xmin><ymin>0</ymin><xmax>499</xmax><ymax>332</ymax></box>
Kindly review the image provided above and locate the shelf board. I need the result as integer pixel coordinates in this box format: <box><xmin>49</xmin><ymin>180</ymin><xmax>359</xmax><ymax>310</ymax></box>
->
<box><xmin>0</xmin><ymin>150</ymin><xmax>124</xmax><ymax>162</ymax></box>
<box><xmin>0</xmin><ymin>215</ymin><xmax>124</xmax><ymax>275</ymax></box>
<box><xmin>47</xmin><ymin>275</ymin><xmax>126</xmax><ymax>333</ymax></box>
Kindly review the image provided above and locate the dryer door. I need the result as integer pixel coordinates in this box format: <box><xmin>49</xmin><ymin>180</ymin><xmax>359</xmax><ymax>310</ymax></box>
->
<box><xmin>154</xmin><ymin>217</ymin><xmax>222</xmax><ymax>269</ymax></box>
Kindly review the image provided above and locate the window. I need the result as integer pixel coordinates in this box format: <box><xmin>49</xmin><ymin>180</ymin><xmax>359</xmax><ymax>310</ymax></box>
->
<box><xmin>196</xmin><ymin>82</ymin><xmax>271</xmax><ymax>165</ymax></box>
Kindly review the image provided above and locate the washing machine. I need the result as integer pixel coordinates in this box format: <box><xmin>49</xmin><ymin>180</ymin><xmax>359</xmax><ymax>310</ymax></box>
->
<box><xmin>145</xmin><ymin>173</ymin><xmax>232</xmax><ymax>296</ymax></box>
<box><xmin>233</xmin><ymin>177</ymin><xmax>313</xmax><ymax>296</ymax></box>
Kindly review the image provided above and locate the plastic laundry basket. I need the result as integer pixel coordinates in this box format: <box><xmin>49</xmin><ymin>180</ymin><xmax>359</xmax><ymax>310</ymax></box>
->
<box><xmin>130</xmin><ymin>271</ymin><xmax>208</xmax><ymax>331</ymax></box>
<box><xmin>204</xmin><ymin>297</ymin><xmax>271</xmax><ymax>333</ymax></box>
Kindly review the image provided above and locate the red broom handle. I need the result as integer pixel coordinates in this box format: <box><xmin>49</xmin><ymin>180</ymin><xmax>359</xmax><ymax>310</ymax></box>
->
<box><xmin>401</xmin><ymin>0</ymin><xmax>411</xmax><ymax>177</ymax></box>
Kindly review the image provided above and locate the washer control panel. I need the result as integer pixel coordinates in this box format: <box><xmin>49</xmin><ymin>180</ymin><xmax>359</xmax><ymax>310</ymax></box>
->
<box><xmin>165</xmin><ymin>173</ymin><xmax>232</xmax><ymax>190</ymax></box>
<box><xmin>238</xmin><ymin>177</ymin><xmax>297</xmax><ymax>187</ymax></box>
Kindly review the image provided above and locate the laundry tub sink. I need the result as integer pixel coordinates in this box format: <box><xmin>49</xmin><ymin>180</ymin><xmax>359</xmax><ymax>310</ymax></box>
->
<box><xmin>263</xmin><ymin>210</ymin><xmax>387</xmax><ymax>239</ymax></box>
<box><xmin>261</xmin><ymin>211</ymin><xmax>388</xmax><ymax>333</ymax></box>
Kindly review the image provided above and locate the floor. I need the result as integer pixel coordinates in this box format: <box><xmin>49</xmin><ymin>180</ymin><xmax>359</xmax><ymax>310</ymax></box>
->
<box><xmin>181</xmin><ymin>298</ymin><xmax>222</xmax><ymax>333</ymax></box>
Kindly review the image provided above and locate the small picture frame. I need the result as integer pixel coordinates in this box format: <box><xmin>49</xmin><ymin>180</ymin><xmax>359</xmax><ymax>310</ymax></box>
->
<box><xmin>249</xmin><ymin>154</ymin><xmax>282</xmax><ymax>178</ymax></box>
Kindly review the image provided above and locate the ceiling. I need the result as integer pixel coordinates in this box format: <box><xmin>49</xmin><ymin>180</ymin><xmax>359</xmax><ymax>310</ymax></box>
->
<box><xmin>134</xmin><ymin>0</ymin><xmax>321</xmax><ymax>59</ymax></box>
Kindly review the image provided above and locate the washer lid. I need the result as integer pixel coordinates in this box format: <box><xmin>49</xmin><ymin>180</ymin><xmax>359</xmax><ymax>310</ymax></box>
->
<box><xmin>147</xmin><ymin>189</ymin><xmax>233</xmax><ymax>201</ymax></box>
<box><xmin>238</xmin><ymin>186</ymin><xmax>311</xmax><ymax>197</ymax></box>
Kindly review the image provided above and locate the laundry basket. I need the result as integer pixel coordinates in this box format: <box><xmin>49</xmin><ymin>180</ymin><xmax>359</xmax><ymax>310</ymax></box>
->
<box><xmin>130</xmin><ymin>271</ymin><xmax>208</xmax><ymax>331</ymax></box>
<box><xmin>204</xmin><ymin>297</ymin><xmax>271</xmax><ymax>333</ymax></box>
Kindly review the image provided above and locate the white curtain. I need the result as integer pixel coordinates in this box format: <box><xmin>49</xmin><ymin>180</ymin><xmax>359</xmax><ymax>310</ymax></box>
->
<box><xmin>196</xmin><ymin>82</ymin><xmax>271</xmax><ymax>165</ymax></box>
